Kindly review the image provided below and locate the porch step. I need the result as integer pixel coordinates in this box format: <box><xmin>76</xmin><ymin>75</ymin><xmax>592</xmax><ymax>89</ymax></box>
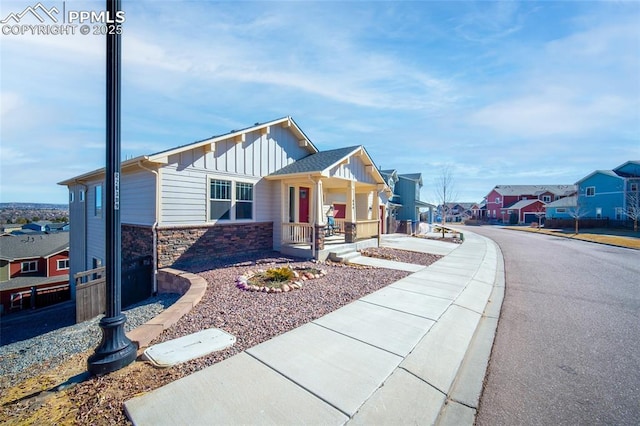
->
<box><xmin>328</xmin><ymin>247</ymin><xmax>361</xmax><ymax>263</ymax></box>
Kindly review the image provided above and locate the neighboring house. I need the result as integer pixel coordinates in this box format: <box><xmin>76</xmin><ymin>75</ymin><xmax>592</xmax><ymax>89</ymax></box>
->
<box><xmin>545</xmin><ymin>195</ymin><xmax>577</xmax><ymax>219</ymax></box>
<box><xmin>379</xmin><ymin>169</ymin><xmax>401</xmax><ymax>233</ymax></box>
<box><xmin>576</xmin><ymin>160</ymin><xmax>640</xmax><ymax>221</ymax></box>
<box><xmin>59</xmin><ymin>117</ymin><xmax>390</xmax><ymax>300</ymax></box>
<box><xmin>21</xmin><ymin>221</ymin><xmax>52</xmax><ymax>232</ymax></box>
<box><xmin>485</xmin><ymin>185</ymin><xmax>576</xmax><ymax>222</ymax></box>
<box><xmin>395</xmin><ymin>173</ymin><xmax>435</xmax><ymax>231</ymax></box>
<box><xmin>0</xmin><ymin>232</ymin><xmax>70</xmax><ymax>314</ymax></box>
<box><xmin>501</xmin><ymin>199</ymin><xmax>546</xmax><ymax>224</ymax></box>
<box><xmin>380</xmin><ymin>171</ymin><xmax>434</xmax><ymax>232</ymax></box>
<box><xmin>440</xmin><ymin>202</ymin><xmax>478</xmax><ymax>222</ymax></box>
<box><xmin>46</xmin><ymin>223</ymin><xmax>70</xmax><ymax>232</ymax></box>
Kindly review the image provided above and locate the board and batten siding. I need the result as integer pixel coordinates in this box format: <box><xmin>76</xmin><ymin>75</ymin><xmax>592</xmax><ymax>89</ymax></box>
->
<box><xmin>159</xmin><ymin>127</ymin><xmax>308</xmax><ymax>226</ymax></box>
<box><xmin>327</xmin><ymin>154</ymin><xmax>377</xmax><ymax>184</ymax></box>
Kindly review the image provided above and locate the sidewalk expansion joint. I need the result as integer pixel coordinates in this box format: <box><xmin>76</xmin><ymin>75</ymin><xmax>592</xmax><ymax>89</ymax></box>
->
<box><xmin>397</xmin><ymin>366</ymin><xmax>447</xmax><ymax>397</ymax></box>
<box><xmin>388</xmin><ymin>284</ymin><xmax>459</xmax><ymax>302</ymax></box>
<box><xmin>359</xmin><ymin>299</ymin><xmax>442</xmax><ymax>322</ymax></box>
<box><xmin>451</xmin><ymin>302</ymin><xmax>485</xmax><ymax>316</ymax></box>
<box><xmin>244</xmin><ymin>351</ymin><xmax>352</xmax><ymax>419</ymax></box>
<box><xmin>311</xmin><ymin>322</ymin><xmax>415</xmax><ymax>359</ymax></box>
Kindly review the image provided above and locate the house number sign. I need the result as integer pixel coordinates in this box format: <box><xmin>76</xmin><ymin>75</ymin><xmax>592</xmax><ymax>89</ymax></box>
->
<box><xmin>114</xmin><ymin>172</ymin><xmax>120</xmax><ymax>210</ymax></box>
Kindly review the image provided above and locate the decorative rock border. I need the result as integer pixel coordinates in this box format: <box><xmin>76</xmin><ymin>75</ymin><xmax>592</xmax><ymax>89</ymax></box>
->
<box><xmin>235</xmin><ymin>267</ymin><xmax>328</xmax><ymax>293</ymax></box>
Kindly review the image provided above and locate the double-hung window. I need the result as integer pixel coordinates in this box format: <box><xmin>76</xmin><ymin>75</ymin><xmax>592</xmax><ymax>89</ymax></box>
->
<box><xmin>209</xmin><ymin>179</ymin><xmax>254</xmax><ymax>221</ymax></box>
<box><xmin>586</xmin><ymin>186</ymin><xmax>595</xmax><ymax>197</ymax></box>
<box><xmin>235</xmin><ymin>182</ymin><xmax>253</xmax><ymax>220</ymax></box>
<box><xmin>210</xmin><ymin>179</ymin><xmax>232</xmax><ymax>220</ymax></box>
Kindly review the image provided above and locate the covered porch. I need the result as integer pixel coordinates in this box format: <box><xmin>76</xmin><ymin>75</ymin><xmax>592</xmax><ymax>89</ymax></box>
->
<box><xmin>266</xmin><ymin>146</ymin><xmax>391</xmax><ymax>259</ymax></box>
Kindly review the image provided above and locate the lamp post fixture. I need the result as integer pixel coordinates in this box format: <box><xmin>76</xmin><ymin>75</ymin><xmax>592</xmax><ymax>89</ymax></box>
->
<box><xmin>87</xmin><ymin>0</ymin><xmax>137</xmax><ymax>375</ymax></box>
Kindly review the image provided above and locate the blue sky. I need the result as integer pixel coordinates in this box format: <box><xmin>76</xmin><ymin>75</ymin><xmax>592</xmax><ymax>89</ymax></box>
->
<box><xmin>1</xmin><ymin>0</ymin><xmax>639</xmax><ymax>205</ymax></box>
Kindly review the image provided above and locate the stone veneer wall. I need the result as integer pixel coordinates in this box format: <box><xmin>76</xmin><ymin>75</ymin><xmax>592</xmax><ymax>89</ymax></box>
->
<box><xmin>122</xmin><ymin>224</ymin><xmax>154</xmax><ymax>260</ymax></box>
<box><xmin>156</xmin><ymin>222</ymin><xmax>273</xmax><ymax>268</ymax></box>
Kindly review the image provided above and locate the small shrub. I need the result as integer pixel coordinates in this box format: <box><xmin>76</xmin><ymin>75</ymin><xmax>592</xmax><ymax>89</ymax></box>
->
<box><xmin>264</xmin><ymin>266</ymin><xmax>294</xmax><ymax>282</ymax></box>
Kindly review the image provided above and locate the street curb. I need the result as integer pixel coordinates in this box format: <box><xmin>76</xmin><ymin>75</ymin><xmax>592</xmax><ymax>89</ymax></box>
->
<box><xmin>435</xmin><ymin>233</ymin><xmax>505</xmax><ymax>425</ymax></box>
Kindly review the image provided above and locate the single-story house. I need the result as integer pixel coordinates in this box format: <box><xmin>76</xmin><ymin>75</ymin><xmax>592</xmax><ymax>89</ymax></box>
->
<box><xmin>59</xmin><ymin>117</ymin><xmax>390</xmax><ymax>299</ymax></box>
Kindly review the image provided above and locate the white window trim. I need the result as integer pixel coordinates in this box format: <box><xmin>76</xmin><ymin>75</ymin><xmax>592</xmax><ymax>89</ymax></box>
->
<box><xmin>21</xmin><ymin>260</ymin><xmax>38</xmax><ymax>273</ymax></box>
<box><xmin>95</xmin><ymin>184</ymin><xmax>103</xmax><ymax>218</ymax></box>
<box><xmin>586</xmin><ymin>186</ymin><xmax>596</xmax><ymax>197</ymax></box>
<box><xmin>206</xmin><ymin>175</ymin><xmax>257</xmax><ymax>223</ymax></box>
<box><xmin>57</xmin><ymin>259</ymin><xmax>70</xmax><ymax>270</ymax></box>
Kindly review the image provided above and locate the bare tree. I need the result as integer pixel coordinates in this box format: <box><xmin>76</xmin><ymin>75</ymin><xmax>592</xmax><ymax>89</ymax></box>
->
<box><xmin>435</xmin><ymin>165</ymin><xmax>457</xmax><ymax>238</ymax></box>
<box><xmin>623</xmin><ymin>185</ymin><xmax>640</xmax><ymax>232</ymax></box>
<box><xmin>568</xmin><ymin>205</ymin><xmax>589</xmax><ymax>234</ymax></box>
<box><xmin>534</xmin><ymin>205</ymin><xmax>546</xmax><ymax>229</ymax></box>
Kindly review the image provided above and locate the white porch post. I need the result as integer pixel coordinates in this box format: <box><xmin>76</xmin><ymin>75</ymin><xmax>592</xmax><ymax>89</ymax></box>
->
<box><xmin>314</xmin><ymin>178</ymin><xmax>325</xmax><ymax>226</ymax></box>
<box><xmin>313</xmin><ymin>177</ymin><xmax>325</xmax><ymax>254</ymax></box>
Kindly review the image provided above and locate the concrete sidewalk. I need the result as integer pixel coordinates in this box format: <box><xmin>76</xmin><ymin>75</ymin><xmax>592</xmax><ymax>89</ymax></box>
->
<box><xmin>124</xmin><ymin>229</ymin><xmax>505</xmax><ymax>425</ymax></box>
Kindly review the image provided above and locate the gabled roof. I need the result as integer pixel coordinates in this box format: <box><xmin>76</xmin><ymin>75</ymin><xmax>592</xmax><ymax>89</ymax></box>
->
<box><xmin>398</xmin><ymin>173</ymin><xmax>423</xmax><ymax>186</ymax></box>
<box><xmin>59</xmin><ymin>116</ymin><xmax>317</xmax><ymax>185</ymax></box>
<box><xmin>546</xmin><ymin>195</ymin><xmax>577</xmax><ymax>208</ymax></box>
<box><xmin>576</xmin><ymin>170</ymin><xmax>623</xmax><ymax>184</ymax></box>
<box><xmin>0</xmin><ymin>232</ymin><xmax>69</xmax><ymax>261</ymax></box>
<box><xmin>380</xmin><ymin>169</ymin><xmax>399</xmax><ymax>183</ymax></box>
<box><xmin>503</xmin><ymin>199</ymin><xmax>544</xmax><ymax>210</ymax></box>
<box><xmin>491</xmin><ymin>185</ymin><xmax>576</xmax><ymax>197</ymax></box>
<box><xmin>268</xmin><ymin>146</ymin><xmax>361</xmax><ymax>176</ymax></box>
<box><xmin>613</xmin><ymin>160</ymin><xmax>640</xmax><ymax>178</ymax></box>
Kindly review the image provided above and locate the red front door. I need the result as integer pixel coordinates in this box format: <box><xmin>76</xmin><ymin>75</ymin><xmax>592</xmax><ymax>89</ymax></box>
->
<box><xmin>299</xmin><ymin>187</ymin><xmax>310</xmax><ymax>223</ymax></box>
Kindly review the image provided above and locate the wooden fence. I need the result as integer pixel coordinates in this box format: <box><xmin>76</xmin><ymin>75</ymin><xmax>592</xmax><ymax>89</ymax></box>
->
<box><xmin>75</xmin><ymin>267</ymin><xmax>106</xmax><ymax>323</ymax></box>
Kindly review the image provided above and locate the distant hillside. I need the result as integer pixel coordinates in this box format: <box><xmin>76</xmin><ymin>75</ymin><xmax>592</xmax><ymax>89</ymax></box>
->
<box><xmin>0</xmin><ymin>202</ymin><xmax>68</xmax><ymax>210</ymax></box>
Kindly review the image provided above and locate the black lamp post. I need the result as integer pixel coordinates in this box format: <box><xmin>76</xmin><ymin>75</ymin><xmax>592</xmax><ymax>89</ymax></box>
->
<box><xmin>87</xmin><ymin>0</ymin><xmax>137</xmax><ymax>375</ymax></box>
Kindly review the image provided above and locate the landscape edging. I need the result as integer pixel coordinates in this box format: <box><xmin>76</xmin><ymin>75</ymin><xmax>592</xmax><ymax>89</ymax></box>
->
<box><xmin>126</xmin><ymin>268</ymin><xmax>207</xmax><ymax>352</ymax></box>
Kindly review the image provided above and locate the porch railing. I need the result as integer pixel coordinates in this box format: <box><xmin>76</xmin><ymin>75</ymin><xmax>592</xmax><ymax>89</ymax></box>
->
<box><xmin>282</xmin><ymin>222</ymin><xmax>313</xmax><ymax>244</ymax></box>
<box><xmin>356</xmin><ymin>219</ymin><xmax>380</xmax><ymax>239</ymax></box>
<box><xmin>334</xmin><ymin>219</ymin><xmax>346</xmax><ymax>234</ymax></box>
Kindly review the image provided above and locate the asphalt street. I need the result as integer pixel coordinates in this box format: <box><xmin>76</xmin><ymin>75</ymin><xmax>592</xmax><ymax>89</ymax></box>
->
<box><xmin>469</xmin><ymin>226</ymin><xmax>640</xmax><ymax>425</ymax></box>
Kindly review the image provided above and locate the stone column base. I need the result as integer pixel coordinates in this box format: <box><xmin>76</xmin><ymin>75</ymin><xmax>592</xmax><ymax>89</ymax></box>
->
<box><xmin>314</xmin><ymin>225</ymin><xmax>325</xmax><ymax>251</ymax></box>
<box><xmin>345</xmin><ymin>222</ymin><xmax>357</xmax><ymax>243</ymax></box>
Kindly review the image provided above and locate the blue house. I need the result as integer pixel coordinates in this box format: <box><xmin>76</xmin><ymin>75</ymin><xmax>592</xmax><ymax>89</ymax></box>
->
<box><xmin>545</xmin><ymin>195</ymin><xmax>577</xmax><ymax>219</ymax></box>
<box><xmin>388</xmin><ymin>172</ymin><xmax>434</xmax><ymax>231</ymax></box>
<box><xmin>576</xmin><ymin>160</ymin><xmax>640</xmax><ymax>221</ymax></box>
<box><xmin>379</xmin><ymin>170</ymin><xmax>435</xmax><ymax>233</ymax></box>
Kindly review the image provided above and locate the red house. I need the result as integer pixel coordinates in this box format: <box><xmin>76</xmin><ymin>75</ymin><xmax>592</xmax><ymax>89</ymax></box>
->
<box><xmin>485</xmin><ymin>185</ymin><xmax>576</xmax><ymax>223</ymax></box>
<box><xmin>0</xmin><ymin>232</ymin><xmax>70</xmax><ymax>314</ymax></box>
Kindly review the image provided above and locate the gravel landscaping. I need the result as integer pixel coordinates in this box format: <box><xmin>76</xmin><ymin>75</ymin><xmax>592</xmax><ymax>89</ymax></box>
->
<box><xmin>1</xmin><ymin>248</ymin><xmax>441</xmax><ymax>425</ymax></box>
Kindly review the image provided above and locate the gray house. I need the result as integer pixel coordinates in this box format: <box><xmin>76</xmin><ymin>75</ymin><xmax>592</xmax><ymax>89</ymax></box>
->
<box><xmin>59</xmin><ymin>117</ymin><xmax>389</xmax><ymax>299</ymax></box>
